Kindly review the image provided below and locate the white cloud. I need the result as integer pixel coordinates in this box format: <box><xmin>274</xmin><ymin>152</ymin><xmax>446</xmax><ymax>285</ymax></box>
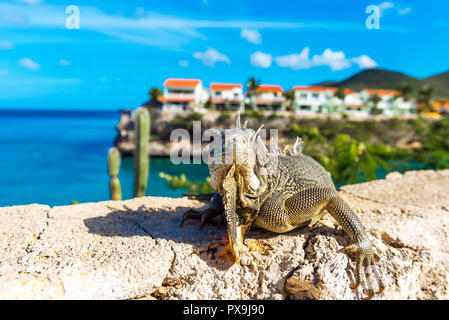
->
<box><xmin>18</xmin><ymin>57</ymin><xmax>41</xmax><ymax>71</ymax></box>
<box><xmin>312</xmin><ymin>49</ymin><xmax>351</xmax><ymax>71</ymax></box>
<box><xmin>193</xmin><ymin>48</ymin><xmax>230</xmax><ymax>67</ymax></box>
<box><xmin>398</xmin><ymin>7</ymin><xmax>411</xmax><ymax>15</ymax></box>
<box><xmin>0</xmin><ymin>2</ymin><xmax>390</xmax><ymax>50</ymax></box>
<box><xmin>270</xmin><ymin>48</ymin><xmax>378</xmax><ymax>71</ymax></box>
<box><xmin>351</xmin><ymin>55</ymin><xmax>378</xmax><ymax>69</ymax></box>
<box><xmin>250</xmin><ymin>51</ymin><xmax>272</xmax><ymax>68</ymax></box>
<box><xmin>240</xmin><ymin>29</ymin><xmax>262</xmax><ymax>44</ymax></box>
<box><xmin>0</xmin><ymin>41</ymin><xmax>14</xmax><ymax>50</ymax></box>
<box><xmin>59</xmin><ymin>59</ymin><xmax>71</xmax><ymax>66</ymax></box>
<box><xmin>378</xmin><ymin>2</ymin><xmax>394</xmax><ymax>16</ymax></box>
<box><xmin>378</xmin><ymin>2</ymin><xmax>411</xmax><ymax>16</ymax></box>
<box><xmin>0</xmin><ymin>3</ymin><xmax>313</xmax><ymax>34</ymax></box>
<box><xmin>178</xmin><ymin>60</ymin><xmax>189</xmax><ymax>68</ymax></box>
<box><xmin>275</xmin><ymin>47</ymin><xmax>312</xmax><ymax>70</ymax></box>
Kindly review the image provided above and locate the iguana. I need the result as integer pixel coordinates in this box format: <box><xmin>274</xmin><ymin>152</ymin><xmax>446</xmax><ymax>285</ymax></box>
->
<box><xmin>180</xmin><ymin>113</ymin><xmax>384</xmax><ymax>299</ymax></box>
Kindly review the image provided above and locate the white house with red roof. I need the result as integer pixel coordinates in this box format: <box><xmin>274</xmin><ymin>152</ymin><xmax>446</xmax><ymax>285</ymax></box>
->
<box><xmin>162</xmin><ymin>78</ymin><xmax>208</xmax><ymax>111</ymax></box>
<box><xmin>209</xmin><ymin>83</ymin><xmax>244</xmax><ymax>111</ymax></box>
<box><xmin>360</xmin><ymin>89</ymin><xmax>416</xmax><ymax>115</ymax></box>
<box><xmin>359</xmin><ymin>89</ymin><xmax>400</xmax><ymax>115</ymax></box>
<box><xmin>341</xmin><ymin>89</ymin><xmax>369</xmax><ymax>116</ymax></box>
<box><xmin>392</xmin><ymin>97</ymin><xmax>416</xmax><ymax>115</ymax></box>
<box><xmin>249</xmin><ymin>84</ymin><xmax>285</xmax><ymax>111</ymax></box>
<box><xmin>293</xmin><ymin>86</ymin><xmax>336</xmax><ymax>114</ymax></box>
<box><xmin>343</xmin><ymin>89</ymin><xmax>362</xmax><ymax>107</ymax></box>
<box><xmin>292</xmin><ymin>86</ymin><xmax>413</xmax><ymax>116</ymax></box>
<box><xmin>158</xmin><ymin>77</ymin><xmax>415</xmax><ymax>115</ymax></box>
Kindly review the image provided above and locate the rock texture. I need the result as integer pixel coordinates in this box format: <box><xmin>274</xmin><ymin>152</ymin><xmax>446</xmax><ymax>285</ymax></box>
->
<box><xmin>1</xmin><ymin>169</ymin><xmax>448</xmax><ymax>300</ymax></box>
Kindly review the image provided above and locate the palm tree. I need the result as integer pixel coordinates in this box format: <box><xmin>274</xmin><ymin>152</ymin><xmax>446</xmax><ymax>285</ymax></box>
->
<box><xmin>369</xmin><ymin>93</ymin><xmax>382</xmax><ymax>115</ymax></box>
<box><xmin>143</xmin><ymin>87</ymin><xmax>164</xmax><ymax>110</ymax></box>
<box><xmin>283</xmin><ymin>89</ymin><xmax>295</xmax><ymax>111</ymax></box>
<box><xmin>399</xmin><ymin>82</ymin><xmax>413</xmax><ymax>101</ymax></box>
<box><xmin>334</xmin><ymin>87</ymin><xmax>347</xmax><ymax>113</ymax></box>
<box><xmin>335</xmin><ymin>87</ymin><xmax>346</xmax><ymax>101</ymax></box>
<box><xmin>418</xmin><ymin>85</ymin><xmax>434</xmax><ymax>112</ymax></box>
<box><xmin>246</xmin><ymin>77</ymin><xmax>260</xmax><ymax>111</ymax></box>
<box><xmin>149</xmin><ymin>87</ymin><xmax>163</xmax><ymax>100</ymax></box>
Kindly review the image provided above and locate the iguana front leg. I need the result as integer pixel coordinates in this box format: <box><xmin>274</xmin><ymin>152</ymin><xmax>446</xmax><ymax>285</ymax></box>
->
<box><xmin>255</xmin><ymin>187</ymin><xmax>384</xmax><ymax>299</ymax></box>
<box><xmin>180</xmin><ymin>192</ymin><xmax>224</xmax><ymax>228</ymax></box>
<box><xmin>326</xmin><ymin>195</ymin><xmax>384</xmax><ymax>299</ymax></box>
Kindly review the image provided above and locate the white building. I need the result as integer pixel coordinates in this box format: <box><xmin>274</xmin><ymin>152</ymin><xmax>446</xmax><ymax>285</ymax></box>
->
<box><xmin>209</xmin><ymin>83</ymin><xmax>244</xmax><ymax>111</ymax></box>
<box><xmin>360</xmin><ymin>89</ymin><xmax>402</xmax><ymax>115</ymax></box>
<box><xmin>293</xmin><ymin>86</ymin><xmax>336</xmax><ymax>114</ymax></box>
<box><xmin>249</xmin><ymin>85</ymin><xmax>285</xmax><ymax>111</ymax></box>
<box><xmin>162</xmin><ymin>78</ymin><xmax>208</xmax><ymax>112</ymax></box>
<box><xmin>159</xmin><ymin>77</ymin><xmax>416</xmax><ymax>116</ymax></box>
<box><xmin>343</xmin><ymin>89</ymin><xmax>369</xmax><ymax>117</ymax></box>
<box><xmin>391</xmin><ymin>97</ymin><xmax>416</xmax><ymax>115</ymax></box>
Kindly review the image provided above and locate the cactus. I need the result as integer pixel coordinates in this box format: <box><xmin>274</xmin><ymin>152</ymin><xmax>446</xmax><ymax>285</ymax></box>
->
<box><xmin>133</xmin><ymin>107</ymin><xmax>150</xmax><ymax>197</ymax></box>
<box><xmin>107</xmin><ymin>147</ymin><xmax>122</xmax><ymax>200</ymax></box>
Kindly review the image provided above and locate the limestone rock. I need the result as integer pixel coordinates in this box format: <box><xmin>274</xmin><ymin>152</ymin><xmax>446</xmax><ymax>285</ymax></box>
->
<box><xmin>0</xmin><ymin>170</ymin><xmax>448</xmax><ymax>299</ymax></box>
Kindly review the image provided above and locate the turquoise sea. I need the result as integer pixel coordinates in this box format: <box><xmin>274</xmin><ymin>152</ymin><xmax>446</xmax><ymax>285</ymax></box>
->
<box><xmin>0</xmin><ymin>110</ymin><xmax>428</xmax><ymax>208</ymax></box>
<box><xmin>0</xmin><ymin>110</ymin><xmax>209</xmax><ymax>207</ymax></box>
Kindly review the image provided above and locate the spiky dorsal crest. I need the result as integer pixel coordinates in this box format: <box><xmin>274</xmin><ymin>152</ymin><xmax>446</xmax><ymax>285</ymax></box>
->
<box><xmin>251</xmin><ymin>124</ymin><xmax>264</xmax><ymax>143</ymax></box>
<box><xmin>270</xmin><ymin>136</ymin><xmax>282</xmax><ymax>155</ymax></box>
<box><xmin>292</xmin><ymin>137</ymin><xmax>303</xmax><ymax>155</ymax></box>
<box><xmin>230</xmin><ymin>113</ymin><xmax>305</xmax><ymax>162</ymax></box>
<box><xmin>235</xmin><ymin>111</ymin><xmax>241</xmax><ymax>128</ymax></box>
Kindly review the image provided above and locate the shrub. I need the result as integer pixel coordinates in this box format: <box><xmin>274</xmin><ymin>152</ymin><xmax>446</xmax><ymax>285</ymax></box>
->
<box><xmin>159</xmin><ymin>172</ymin><xmax>214</xmax><ymax>194</ymax></box>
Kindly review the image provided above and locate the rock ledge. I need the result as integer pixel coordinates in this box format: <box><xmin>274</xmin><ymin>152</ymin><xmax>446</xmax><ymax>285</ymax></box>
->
<box><xmin>1</xmin><ymin>169</ymin><xmax>449</xmax><ymax>299</ymax></box>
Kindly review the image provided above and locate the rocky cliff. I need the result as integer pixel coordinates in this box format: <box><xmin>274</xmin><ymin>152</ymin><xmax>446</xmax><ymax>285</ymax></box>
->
<box><xmin>1</xmin><ymin>170</ymin><xmax>448</xmax><ymax>299</ymax></box>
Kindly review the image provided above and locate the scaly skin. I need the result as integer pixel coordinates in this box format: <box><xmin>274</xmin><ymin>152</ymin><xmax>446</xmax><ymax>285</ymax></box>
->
<box><xmin>181</xmin><ymin>113</ymin><xmax>384</xmax><ymax>299</ymax></box>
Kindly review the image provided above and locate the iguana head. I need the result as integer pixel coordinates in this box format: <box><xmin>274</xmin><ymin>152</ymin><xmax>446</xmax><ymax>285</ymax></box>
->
<box><xmin>206</xmin><ymin>113</ymin><xmax>272</xmax><ymax>263</ymax></box>
<box><xmin>206</xmin><ymin>113</ymin><xmax>303</xmax><ymax>263</ymax></box>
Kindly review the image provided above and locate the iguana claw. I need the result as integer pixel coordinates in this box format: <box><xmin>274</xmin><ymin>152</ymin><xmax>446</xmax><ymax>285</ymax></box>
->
<box><xmin>340</xmin><ymin>242</ymin><xmax>384</xmax><ymax>300</ymax></box>
<box><xmin>180</xmin><ymin>208</ymin><xmax>222</xmax><ymax>229</ymax></box>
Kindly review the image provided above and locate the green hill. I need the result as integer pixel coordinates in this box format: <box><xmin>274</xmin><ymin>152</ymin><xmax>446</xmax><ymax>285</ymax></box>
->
<box><xmin>318</xmin><ymin>68</ymin><xmax>449</xmax><ymax>99</ymax></box>
<box><xmin>425</xmin><ymin>71</ymin><xmax>449</xmax><ymax>98</ymax></box>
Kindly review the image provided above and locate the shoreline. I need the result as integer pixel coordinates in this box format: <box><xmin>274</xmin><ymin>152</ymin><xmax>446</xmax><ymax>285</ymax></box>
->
<box><xmin>113</xmin><ymin>109</ymin><xmax>423</xmax><ymax>156</ymax></box>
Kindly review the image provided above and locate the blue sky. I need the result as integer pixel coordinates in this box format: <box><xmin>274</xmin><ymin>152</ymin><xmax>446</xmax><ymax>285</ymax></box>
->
<box><xmin>0</xmin><ymin>0</ymin><xmax>448</xmax><ymax>110</ymax></box>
